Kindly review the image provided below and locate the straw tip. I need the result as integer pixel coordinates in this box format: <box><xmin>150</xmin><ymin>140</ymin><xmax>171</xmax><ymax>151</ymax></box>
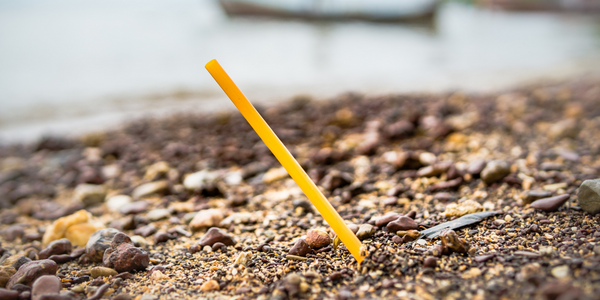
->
<box><xmin>205</xmin><ymin>59</ymin><xmax>218</xmax><ymax>70</ymax></box>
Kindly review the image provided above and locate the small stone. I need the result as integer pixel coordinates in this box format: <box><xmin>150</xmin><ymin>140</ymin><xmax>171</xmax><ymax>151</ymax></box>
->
<box><xmin>1</xmin><ymin>256</ymin><xmax>31</xmax><ymax>270</ymax></box>
<box><xmin>42</xmin><ymin>210</ymin><xmax>104</xmax><ymax>247</ymax></box>
<box><xmin>423</xmin><ymin>256</ymin><xmax>437</xmax><ymax>269</ymax></box>
<box><xmin>374</xmin><ymin>213</ymin><xmax>400</xmax><ymax>227</ymax></box>
<box><xmin>64</xmin><ymin>222</ymin><xmax>105</xmax><ymax>247</ymax></box>
<box><xmin>130</xmin><ymin>236</ymin><xmax>148</xmax><ymax>247</ymax></box>
<box><xmin>440</xmin><ymin>229</ymin><xmax>470</xmax><ymax>254</ymax></box>
<box><xmin>0</xmin><ymin>225</ymin><xmax>24</xmax><ymax>242</ymax></box>
<box><xmin>102</xmin><ymin>233</ymin><xmax>149</xmax><ymax>273</ymax></box>
<box><xmin>183</xmin><ymin>170</ymin><xmax>217</xmax><ymax>190</ymax></box>
<box><xmin>198</xmin><ymin>227</ymin><xmax>235</xmax><ymax>247</ymax></box>
<box><xmin>551</xmin><ymin>265</ymin><xmax>569</xmax><ymax>278</ymax></box>
<box><xmin>548</xmin><ymin>118</ymin><xmax>579</xmax><ymax>139</ymax></box>
<box><xmin>522</xmin><ymin>190</ymin><xmax>552</xmax><ymax>204</ymax></box>
<box><xmin>396</xmin><ymin>230</ymin><xmax>420</xmax><ymax>241</ymax></box>
<box><xmin>233</xmin><ymin>251</ymin><xmax>252</xmax><ymax>266</ymax></box>
<box><xmin>442</xmin><ymin>200</ymin><xmax>483</xmax><ymax>217</ymax></box>
<box><xmin>288</xmin><ymin>239</ymin><xmax>311</xmax><ymax>257</ymax></box>
<box><xmin>31</xmin><ymin>275</ymin><xmax>61</xmax><ymax>300</ymax></box>
<box><xmin>143</xmin><ymin>161</ymin><xmax>170</xmax><ymax>181</ymax></box>
<box><xmin>578</xmin><ymin>179</ymin><xmax>600</xmax><ymax>214</ymax></box>
<box><xmin>90</xmin><ymin>267</ymin><xmax>117</xmax><ymax>278</ymax></box>
<box><xmin>305</xmin><ymin>229</ymin><xmax>331</xmax><ymax>250</ymax></box>
<box><xmin>200</xmin><ymin>280</ymin><xmax>220</xmax><ymax>292</ymax></box>
<box><xmin>131</xmin><ymin>181</ymin><xmax>169</xmax><ymax>199</ymax></box>
<box><xmin>0</xmin><ymin>266</ymin><xmax>16</xmax><ymax>288</ymax></box>
<box><xmin>153</xmin><ymin>232</ymin><xmax>173</xmax><ymax>244</ymax></box>
<box><xmin>467</xmin><ymin>159</ymin><xmax>486</xmax><ymax>175</ymax></box>
<box><xmin>211</xmin><ymin>242</ymin><xmax>225</xmax><ymax>252</ymax></box>
<box><xmin>356</xmin><ymin>224</ymin><xmax>375</xmax><ymax>240</ymax></box>
<box><xmin>106</xmin><ymin>195</ymin><xmax>132</xmax><ymax>213</ymax></box>
<box><xmin>480</xmin><ymin>160</ymin><xmax>511</xmax><ymax>184</ymax></box>
<box><xmin>189</xmin><ymin>209</ymin><xmax>224</xmax><ymax>232</ymax></box>
<box><xmin>150</xmin><ymin>270</ymin><xmax>169</xmax><ymax>281</ymax></box>
<box><xmin>146</xmin><ymin>209</ymin><xmax>171</xmax><ymax>221</ymax></box>
<box><xmin>386</xmin><ymin>216</ymin><xmax>418</xmax><ymax>232</ymax></box>
<box><xmin>119</xmin><ymin>201</ymin><xmax>149</xmax><ymax>215</ymax></box>
<box><xmin>262</xmin><ymin>167</ymin><xmax>290</xmax><ymax>183</ymax></box>
<box><xmin>6</xmin><ymin>260</ymin><xmax>58</xmax><ymax>289</ymax></box>
<box><xmin>74</xmin><ymin>184</ymin><xmax>106</xmax><ymax>207</ymax></box>
<box><xmin>540</xmin><ymin>162</ymin><xmax>563</xmax><ymax>171</ymax></box>
<box><xmin>0</xmin><ymin>288</ymin><xmax>18</xmax><ymax>300</ymax></box>
<box><xmin>86</xmin><ymin>229</ymin><xmax>121</xmax><ymax>262</ymax></box>
<box><xmin>530</xmin><ymin>194</ymin><xmax>570</xmax><ymax>212</ymax></box>
<box><xmin>39</xmin><ymin>239</ymin><xmax>72</xmax><ymax>259</ymax></box>
<box><xmin>133</xmin><ymin>225</ymin><xmax>157</xmax><ymax>237</ymax></box>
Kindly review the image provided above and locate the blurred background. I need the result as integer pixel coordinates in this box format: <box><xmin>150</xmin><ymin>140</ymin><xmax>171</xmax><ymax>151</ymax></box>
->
<box><xmin>1</xmin><ymin>0</ymin><xmax>600</xmax><ymax>143</ymax></box>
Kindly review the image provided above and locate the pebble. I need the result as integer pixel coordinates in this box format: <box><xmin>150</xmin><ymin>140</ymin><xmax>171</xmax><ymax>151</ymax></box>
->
<box><xmin>31</xmin><ymin>275</ymin><xmax>61</xmax><ymax>300</ymax></box>
<box><xmin>442</xmin><ymin>200</ymin><xmax>483</xmax><ymax>217</ymax></box>
<box><xmin>198</xmin><ymin>227</ymin><xmax>235</xmax><ymax>247</ymax></box>
<box><xmin>42</xmin><ymin>210</ymin><xmax>105</xmax><ymax>247</ymax></box>
<box><xmin>0</xmin><ymin>225</ymin><xmax>24</xmax><ymax>242</ymax></box>
<box><xmin>481</xmin><ymin>160</ymin><xmax>511</xmax><ymax>184</ymax></box>
<box><xmin>102</xmin><ymin>233</ymin><xmax>149</xmax><ymax>273</ymax></box>
<box><xmin>423</xmin><ymin>256</ymin><xmax>437</xmax><ymax>269</ymax></box>
<box><xmin>467</xmin><ymin>159</ymin><xmax>486</xmax><ymax>175</ymax></box>
<box><xmin>86</xmin><ymin>228</ymin><xmax>121</xmax><ymax>262</ymax></box>
<box><xmin>39</xmin><ymin>238</ymin><xmax>72</xmax><ymax>259</ymax></box>
<box><xmin>262</xmin><ymin>167</ymin><xmax>290</xmax><ymax>183</ymax></box>
<box><xmin>6</xmin><ymin>260</ymin><xmax>58</xmax><ymax>289</ymax></box>
<box><xmin>90</xmin><ymin>267</ymin><xmax>118</xmax><ymax>278</ymax></box>
<box><xmin>183</xmin><ymin>170</ymin><xmax>217</xmax><ymax>190</ymax></box>
<box><xmin>146</xmin><ymin>209</ymin><xmax>171</xmax><ymax>221</ymax></box>
<box><xmin>0</xmin><ymin>266</ymin><xmax>16</xmax><ymax>287</ymax></box>
<box><xmin>73</xmin><ymin>184</ymin><xmax>106</xmax><ymax>207</ymax></box>
<box><xmin>577</xmin><ymin>179</ymin><xmax>600</xmax><ymax>214</ymax></box>
<box><xmin>440</xmin><ymin>229</ymin><xmax>470</xmax><ymax>254</ymax></box>
<box><xmin>356</xmin><ymin>224</ymin><xmax>375</xmax><ymax>240</ymax></box>
<box><xmin>522</xmin><ymin>190</ymin><xmax>552</xmax><ymax>204</ymax></box>
<box><xmin>233</xmin><ymin>251</ymin><xmax>252</xmax><ymax>266</ymax></box>
<box><xmin>288</xmin><ymin>239</ymin><xmax>311</xmax><ymax>257</ymax></box>
<box><xmin>189</xmin><ymin>209</ymin><xmax>224</xmax><ymax>232</ymax></box>
<box><xmin>200</xmin><ymin>279</ymin><xmax>220</xmax><ymax>292</ymax></box>
<box><xmin>548</xmin><ymin>118</ymin><xmax>579</xmax><ymax>139</ymax></box>
<box><xmin>305</xmin><ymin>229</ymin><xmax>331</xmax><ymax>249</ymax></box>
<box><xmin>106</xmin><ymin>195</ymin><xmax>132</xmax><ymax>213</ymax></box>
<box><xmin>133</xmin><ymin>225</ymin><xmax>157</xmax><ymax>238</ymax></box>
<box><xmin>143</xmin><ymin>161</ymin><xmax>170</xmax><ymax>181</ymax></box>
<box><xmin>153</xmin><ymin>232</ymin><xmax>173</xmax><ymax>244</ymax></box>
<box><xmin>386</xmin><ymin>216</ymin><xmax>418</xmax><ymax>232</ymax></box>
<box><xmin>374</xmin><ymin>213</ymin><xmax>400</xmax><ymax>227</ymax></box>
<box><xmin>119</xmin><ymin>201</ymin><xmax>149</xmax><ymax>215</ymax></box>
<box><xmin>1</xmin><ymin>256</ymin><xmax>31</xmax><ymax>270</ymax></box>
<box><xmin>530</xmin><ymin>194</ymin><xmax>570</xmax><ymax>212</ymax></box>
<box><xmin>64</xmin><ymin>222</ymin><xmax>105</xmax><ymax>247</ymax></box>
<box><xmin>0</xmin><ymin>288</ymin><xmax>19</xmax><ymax>300</ymax></box>
<box><xmin>551</xmin><ymin>265</ymin><xmax>570</xmax><ymax>278</ymax></box>
<box><xmin>396</xmin><ymin>230</ymin><xmax>420</xmax><ymax>241</ymax></box>
<box><xmin>150</xmin><ymin>270</ymin><xmax>168</xmax><ymax>281</ymax></box>
<box><xmin>131</xmin><ymin>181</ymin><xmax>169</xmax><ymax>199</ymax></box>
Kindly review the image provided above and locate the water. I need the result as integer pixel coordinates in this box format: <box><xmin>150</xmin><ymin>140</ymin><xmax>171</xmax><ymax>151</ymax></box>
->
<box><xmin>1</xmin><ymin>0</ymin><xmax>600</xmax><ymax>143</ymax></box>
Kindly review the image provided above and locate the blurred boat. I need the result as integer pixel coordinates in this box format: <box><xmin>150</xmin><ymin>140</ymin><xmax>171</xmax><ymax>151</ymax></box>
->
<box><xmin>218</xmin><ymin>0</ymin><xmax>440</xmax><ymax>22</ymax></box>
<box><xmin>476</xmin><ymin>0</ymin><xmax>600</xmax><ymax>12</ymax></box>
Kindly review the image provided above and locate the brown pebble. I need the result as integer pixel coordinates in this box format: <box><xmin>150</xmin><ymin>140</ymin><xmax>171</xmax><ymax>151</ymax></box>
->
<box><xmin>423</xmin><ymin>256</ymin><xmax>437</xmax><ymax>269</ymax></box>
<box><xmin>288</xmin><ymin>238</ymin><xmax>311</xmax><ymax>257</ymax></box>
<box><xmin>530</xmin><ymin>194</ymin><xmax>570</xmax><ymax>212</ymax></box>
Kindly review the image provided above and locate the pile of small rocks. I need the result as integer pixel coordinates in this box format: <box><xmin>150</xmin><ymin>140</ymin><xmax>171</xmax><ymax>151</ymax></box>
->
<box><xmin>0</xmin><ymin>79</ymin><xmax>600</xmax><ymax>300</ymax></box>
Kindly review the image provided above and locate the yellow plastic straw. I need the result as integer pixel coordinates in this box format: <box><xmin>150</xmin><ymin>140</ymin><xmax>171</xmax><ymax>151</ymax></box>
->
<box><xmin>205</xmin><ymin>59</ymin><xmax>364</xmax><ymax>263</ymax></box>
